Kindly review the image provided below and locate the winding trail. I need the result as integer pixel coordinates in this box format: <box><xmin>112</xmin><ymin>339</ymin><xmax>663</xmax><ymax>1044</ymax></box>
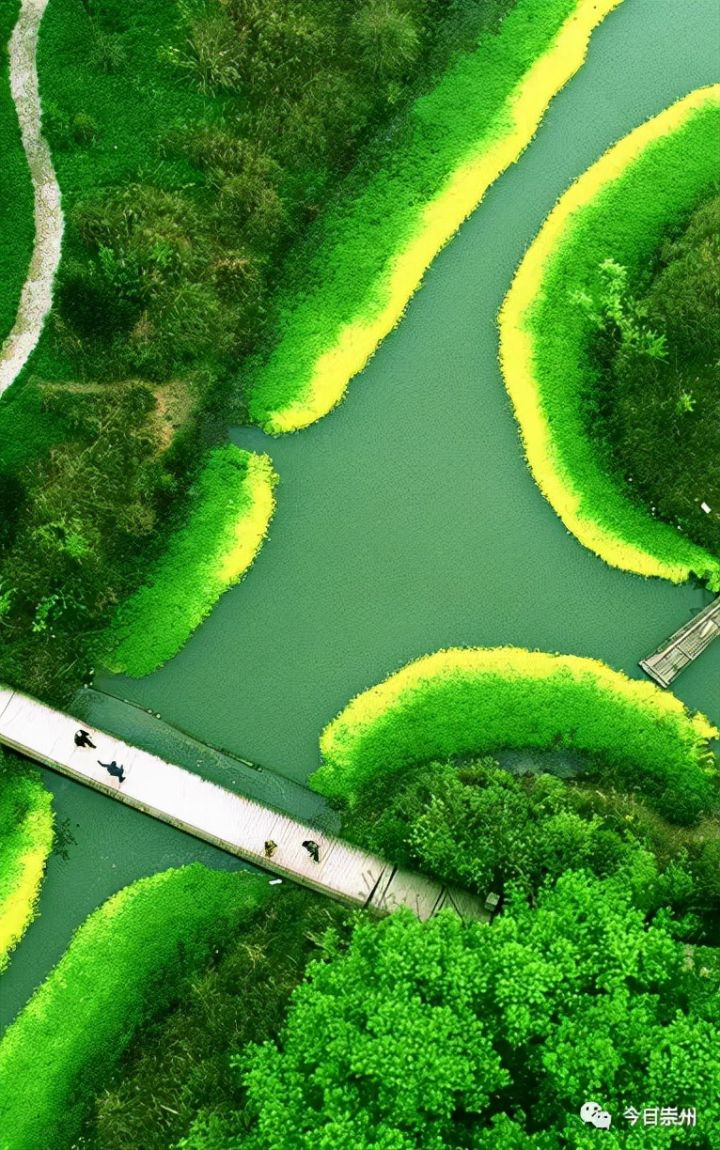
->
<box><xmin>0</xmin><ymin>0</ymin><xmax>62</xmax><ymax>394</ymax></box>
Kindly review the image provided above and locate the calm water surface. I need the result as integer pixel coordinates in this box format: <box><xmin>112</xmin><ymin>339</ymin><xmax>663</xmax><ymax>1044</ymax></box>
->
<box><xmin>2</xmin><ymin>0</ymin><xmax>718</xmax><ymax>1028</ymax></box>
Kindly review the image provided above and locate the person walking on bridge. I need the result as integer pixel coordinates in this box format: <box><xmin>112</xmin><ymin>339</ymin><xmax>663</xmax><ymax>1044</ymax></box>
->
<box><xmin>74</xmin><ymin>729</ymin><xmax>95</xmax><ymax>749</ymax></box>
<box><xmin>98</xmin><ymin>759</ymin><xmax>126</xmax><ymax>784</ymax></box>
<box><xmin>302</xmin><ymin>839</ymin><xmax>321</xmax><ymax>863</ymax></box>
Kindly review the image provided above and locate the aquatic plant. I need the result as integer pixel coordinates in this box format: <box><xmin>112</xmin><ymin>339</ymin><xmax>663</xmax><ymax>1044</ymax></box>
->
<box><xmin>0</xmin><ymin>865</ymin><xmax>269</xmax><ymax>1150</ymax></box>
<box><xmin>0</xmin><ymin>756</ymin><xmax>53</xmax><ymax>973</ymax></box>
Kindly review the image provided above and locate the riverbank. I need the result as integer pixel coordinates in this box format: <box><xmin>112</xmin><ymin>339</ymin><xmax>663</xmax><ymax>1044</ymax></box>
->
<box><xmin>0</xmin><ymin>759</ymin><xmax>53</xmax><ymax>973</ymax></box>
<box><xmin>105</xmin><ymin>446</ymin><xmax>278</xmax><ymax>677</ymax></box>
<box><xmin>314</xmin><ymin>647</ymin><xmax>718</xmax><ymax>824</ymax></box>
<box><xmin>499</xmin><ymin>85</ymin><xmax>720</xmax><ymax>586</ymax></box>
<box><xmin>247</xmin><ymin>0</ymin><xmax>621</xmax><ymax>433</ymax></box>
<box><xmin>0</xmin><ymin>866</ymin><xmax>269</xmax><ymax>1150</ymax></box>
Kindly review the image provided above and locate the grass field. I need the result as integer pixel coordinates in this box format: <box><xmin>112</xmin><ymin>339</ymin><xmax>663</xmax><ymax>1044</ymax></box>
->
<box><xmin>0</xmin><ymin>0</ymin><xmax>209</xmax><ymax>475</ymax></box>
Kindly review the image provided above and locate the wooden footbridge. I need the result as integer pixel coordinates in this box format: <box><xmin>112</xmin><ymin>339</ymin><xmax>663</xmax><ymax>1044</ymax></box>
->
<box><xmin>0</xmin><ymin>686</ymin><xmax>486</xmax><ymax>922</ymax></box>
<box><xmin>640</xmin><ymin>596</ymin><xmax>720</xmax><ymax>688</ymax></box>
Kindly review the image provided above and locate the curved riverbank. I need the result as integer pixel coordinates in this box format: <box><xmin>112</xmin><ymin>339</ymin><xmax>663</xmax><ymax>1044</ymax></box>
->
<box><xmin>313</xmin><ymin>647</ymin><xmax>717</xmax><ymax>824</ymax></box>
<box><xmin>0</xmin><ymin>762</ymin><xmax>53</xmax><ymax>973</ymax></box>
<box><xmin>499</xmin><ymin>85</ymin><xmax>720</xmax><ymax>586</ymax></box>
<box><xmin>106</xmin><ymin>447</ymin><xmax>278</xmax><ymax>677</ymax></box>
<box><xmin>248</xmin><ymin>0</ymin><xmax>621</xmax><ymax>433</ymax></box>
<box><xmin>0</xmin><ymin>866</ymin><xmax>269</xmax><ymax>1150</ymax></box>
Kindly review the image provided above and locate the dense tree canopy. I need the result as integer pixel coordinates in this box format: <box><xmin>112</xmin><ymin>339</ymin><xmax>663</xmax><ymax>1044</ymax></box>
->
<box><xmin>176</xmin><ymin>873</ymin><xmax>720</xmax><ymax>1149</ymax></box>
<box><xmin>589</xmin><ymin>193</ymin><xmax>720</xmax><ymax>556</ymax></box>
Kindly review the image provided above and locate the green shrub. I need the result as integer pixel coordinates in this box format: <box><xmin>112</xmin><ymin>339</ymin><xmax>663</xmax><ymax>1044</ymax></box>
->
<box><xmin>314</xmin><ymin>648</ymin><xmax>718</xmax><ymax>825</ymax></box>
<box><xmin>229</xmin><ymin>875</ymin><xmax>720</xmax><ymax>1148</ymax></box>
<box><xmin>590</xmin><ymin>195</ymin><xmax>720</xmax><ymax>557</ymax></box>
<box><xmin>346</xmin><ymin>758</ymin><xmax>638</xmax><ymax>894</ymax></box>
<box><xmin>105</xmin><ymin>444</ymin><xmax>277</xmax><ymax>677</ymax></box>
<box><xmin>0</xmin><ymin>2</ymin><xmax>35</xmax><ymax>346</ymax></box>
<box><xmin>0</xmin><ymin>753</ymin><xmax>54</xmax><ymax>973</ymax></box>
<box><xmin>344</xmin><ymin>755</ymin><xmax>720</xmax><ymax>938</ymax></box>
<box><xmin>0</xmin><ymin>865</ymin><xmax>270</xmax><ymax>1150</ymax></box>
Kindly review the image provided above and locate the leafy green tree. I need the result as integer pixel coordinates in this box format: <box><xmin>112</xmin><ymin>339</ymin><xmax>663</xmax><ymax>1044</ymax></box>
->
<box><xmin>212</xmin><ymin>873</ymin><xmax>720</xmax><ymax>1148</ymax></box>
<box><xmin>351</xmin><ymin>0</ymin><xmax>422</xmax><ymax>82</ymax></box>
<box><xmin>348</xmin><ymin>759</ymin><xmax>654</xmax><ymax>896</ymax></box>
<box><xmin>585</xmin><ymin>193</ymin><xmax>720</xmax><ymax>556</ymax></box>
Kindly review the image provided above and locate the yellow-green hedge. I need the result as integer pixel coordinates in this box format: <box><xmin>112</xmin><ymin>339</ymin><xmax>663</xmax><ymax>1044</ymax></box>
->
<box><xmin>499</xmin><ymin>86</ymin><xmax>720</xmax><ymax>586</ymax></box>
<box><xmin>248</xmin><ymin>0</ymin><xmax>621</xmax><ymax>433</ymax></box>
<box><xmin>0</xmin><ymin>756</ymin><xmax>54</xmax><ymax>974</ymax></box>
<box><xmin>313</xmin><ymin>647</ymin><xmax>718</xmax><ymax>825</ymax></box>
<box><xmin>105</xmin><ymin>445</ymin><xmax>277</xmax><ymax>676</ymax></box>
<box><xmin>0</xmin><ymin>865</ymin><xmax>270</xmax><ymax>1150</ymax></box>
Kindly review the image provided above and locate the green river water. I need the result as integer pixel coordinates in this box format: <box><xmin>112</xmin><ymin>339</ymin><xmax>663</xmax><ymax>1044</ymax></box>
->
<box><xmin>1</xmin><ymin>0</ymin><xmax>719</xmax><ymax>1030</ymax></box>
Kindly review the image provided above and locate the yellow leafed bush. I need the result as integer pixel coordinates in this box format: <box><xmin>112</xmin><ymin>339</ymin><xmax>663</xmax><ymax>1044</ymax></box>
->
<box><xmin>0</xmin><ymin>757</ymin><xmax>54</xmax><ymax>973</ymax></box>
<box><xmin>249</xmin><ymin>0</ymin><xmax>621</xmax><ymax>433</ymax></box>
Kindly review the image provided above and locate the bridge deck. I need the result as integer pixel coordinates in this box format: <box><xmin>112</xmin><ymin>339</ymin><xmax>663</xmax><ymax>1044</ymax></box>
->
<box><xmin>0</xmin><ymin>686</ymin><xmax>485</xmax><ymax>922</ymax></box>
<box><xmin>640</xmin><ymin>597</ymin><xmax>720</xmax><ymax>688</ymax></box>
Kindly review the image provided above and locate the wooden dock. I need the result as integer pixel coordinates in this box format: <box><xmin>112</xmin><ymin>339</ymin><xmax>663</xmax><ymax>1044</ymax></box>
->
<box><xmin>640</xmin><ymin>597</ymin><xmax>720</xmax><ymax>688</ymax></box>
<box><xmin>0</xmin><ymin>686</ymin><xmax>485</xmax><ymax>922</ymax></box>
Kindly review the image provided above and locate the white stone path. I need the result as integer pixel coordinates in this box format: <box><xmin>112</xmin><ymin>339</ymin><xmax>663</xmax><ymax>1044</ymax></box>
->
<box><xmin>0</xmin><ymin>686</ymin><xmax>486</xmax><ymax>921</ymax></box>
<box><xmin>1</xmin><ymin>0</ymin><xmax>63</xmax><ymax>394</ymax></box>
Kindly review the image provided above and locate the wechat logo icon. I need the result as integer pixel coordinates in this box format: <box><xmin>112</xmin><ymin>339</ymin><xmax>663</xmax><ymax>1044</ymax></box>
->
<box><xmin>581</xmin><ymin>1101</ymin><xmax>612</xmax><ymax>1129</ymax></box>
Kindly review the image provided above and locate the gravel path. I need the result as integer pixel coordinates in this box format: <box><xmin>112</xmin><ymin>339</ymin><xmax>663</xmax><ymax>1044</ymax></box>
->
<box><xmin>0</xmin><ymin>0</ymin><xmax>62</xmax><ymax>395</ymax></box>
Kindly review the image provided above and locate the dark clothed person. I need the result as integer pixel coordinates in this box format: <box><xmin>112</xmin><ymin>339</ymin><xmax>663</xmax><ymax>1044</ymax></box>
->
<box><xmin>302</xmin><ymin>839</ymin><xmax>320</xmax><ymax>863</ymax></box>
<box><xmin>98</xmin><ymin>760</ymin><xmax>126</xmax><ymax>784</ymax></box>
<box><xmin>74</xmin><ymin>729</ymin><xmax>95</xmax><ymax>749</ymax></box>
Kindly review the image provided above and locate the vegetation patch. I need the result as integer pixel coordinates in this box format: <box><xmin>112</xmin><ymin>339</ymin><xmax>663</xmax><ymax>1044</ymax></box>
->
<box><xmin>105</xmin><ymin>445</ymin><xmax>277</xmax><ymax>677</ymax></box>
<box><xmin>221</xmin><ymin>877</ymin><xmax>720</xmax><ymax>1148</ymax></box>
<box><xmin>77</xmin><ymin>889</ymin><xmax>348</xmax><ymax>1150</ymax></box>
<box><xmin>0</xmin><ymin>1</ymin><xmax>34</xmax><ymax>351</ymax></box>
<box><xmin>0</xmin><ymin>0</ymin><xmax>509</xmax><ymax>701</ymax></box>
<box><xmin>313</xmin><ymin>647</ymin><xmax>718</xmax><ymax>825</ymax></box>
<box><xmin>587</xmin><ymin>196</ymin><xmax>720</xmax><ymax>557</ymax></box>
<box><xmin>0</xmin><ymin>864</ymin><xmax>270</xmax><ymax>1150</ymax></box>
<box><xmin>0</xmin><ymin>753</ymin><xmax>54</xmax><ymax>973</ymax></box>
<box><xmin>246</xmin><ymin>0</ymin><xmax>621</xmax><ymax>433</ymax></box>
<box><xmin>344</xmin><ymin>755</ymin><xmax>720</xmax><ymax>942</ymax></box>
<box><xmin>499</xmin><ymin>85</ymin><xmax>720</xmax><ymax>585</ymax></box>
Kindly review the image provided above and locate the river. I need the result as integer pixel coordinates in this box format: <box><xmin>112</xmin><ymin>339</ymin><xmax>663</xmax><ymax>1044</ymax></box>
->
<box><xmin>1</xmin><ymin>0</ymin><xmax>718</xmax><ymax>1029</ymax></box>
